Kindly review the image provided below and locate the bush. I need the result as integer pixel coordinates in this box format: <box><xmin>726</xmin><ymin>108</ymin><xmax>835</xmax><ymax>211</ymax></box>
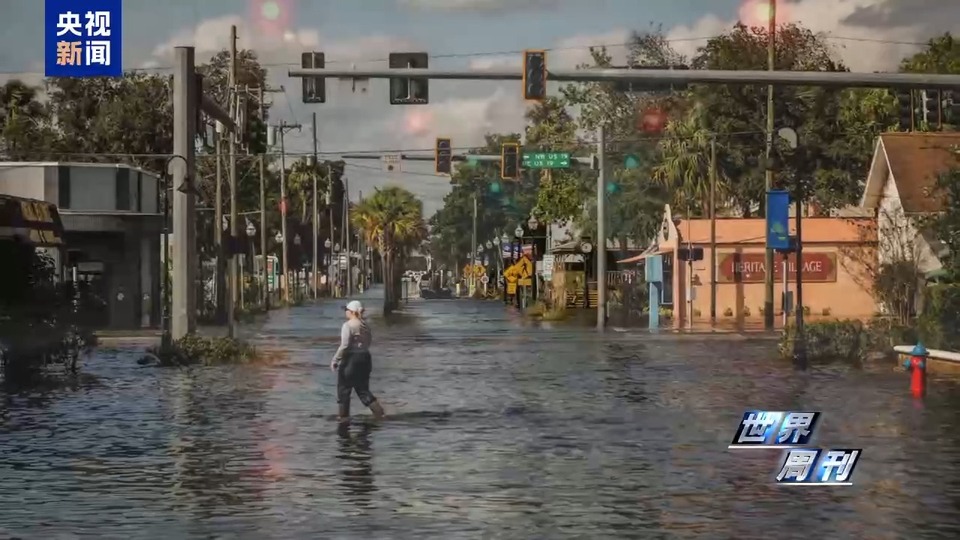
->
<box><xmin>779</xmin><ymin>318</ymin><xmax>917</xmax><ymax>363</ymax></box>
<box><xmin>0</xmin><ymin>242</ymin><xmax>99</xmax><ymax>384</ymax></box>
<box><xmin>743</xmin><ymin>306</ymin><xmax>751</xmax><ymax>317</ymax></box>
<box><xmin>780</xmin><ymin>320</ymin><xmax>867</xmax><ymax>362</ymax></box>
<box><xmin>917</xmin><ymin>284</ymin><xmax>960</xmax><ymax>350</ymax></box>
<box><xmin>145</xmin><ymin>334</ymin><xmax>258</xmax><ymax>367</ymax></box>
<box><xmin>723</xmin><ymin>307</ymin><xmax>734</xmax><ymax>317</ymax></box>
<box><xmin>821</xmin><ymin>307</ymin><xmax>832</xmax><ymax>316</ymax></box>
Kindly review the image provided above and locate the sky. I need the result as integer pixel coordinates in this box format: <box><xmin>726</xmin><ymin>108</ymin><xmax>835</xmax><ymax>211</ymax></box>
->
<box><xmin>2</xmin><ymin>0</ymin><xmax>959</xmax><ymax>217</ymax></box>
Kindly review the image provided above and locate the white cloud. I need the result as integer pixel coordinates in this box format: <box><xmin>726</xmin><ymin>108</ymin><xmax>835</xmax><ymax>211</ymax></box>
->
<box><xmin>666</xmin><ymin>0</ymin><xmax>959</xmax><ymax>72</ymax></box>
<box><xmin>397</xmin><ymin>0</ymin><xmax>560</xmax><ymax>13</ymax></box>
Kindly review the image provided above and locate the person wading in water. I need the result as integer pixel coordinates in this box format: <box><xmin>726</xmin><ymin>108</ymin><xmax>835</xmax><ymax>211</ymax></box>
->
<box><xmin>331</xmin><ymin>300</ymin><xmax>385</xmax><ymax>422</ymax></box>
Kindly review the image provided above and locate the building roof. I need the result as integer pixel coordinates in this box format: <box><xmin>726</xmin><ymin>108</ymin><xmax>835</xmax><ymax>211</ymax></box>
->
<box><xmin>861</xmin><ymin>132</ymin><xmax>960</xmax><ymax>213</ymax></box>
<box><xmin>670</xmin><ymin>217</ymin><xmax>876</xmax><ymax>245</ymax></box>
<box><xmin>0</xmin><ymin>161</ymin><xmax>161</xmax><ymax>179</ymax></box>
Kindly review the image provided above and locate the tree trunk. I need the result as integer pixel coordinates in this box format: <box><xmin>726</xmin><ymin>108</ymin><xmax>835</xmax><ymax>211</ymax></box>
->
<box><xmin>383</xmin><ymin>249</ymin><xmax>394</xmax><ymax>315</ymax></box>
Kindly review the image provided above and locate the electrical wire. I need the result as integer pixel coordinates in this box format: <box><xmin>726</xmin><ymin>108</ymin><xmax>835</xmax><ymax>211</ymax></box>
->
<box><xmin>0</xmin><ymin>33</ymin><xmax>936</xmax><ymax>76</ymax></box>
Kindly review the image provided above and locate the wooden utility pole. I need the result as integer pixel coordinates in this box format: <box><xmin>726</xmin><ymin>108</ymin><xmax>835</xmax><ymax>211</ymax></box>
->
<box><xmin>227</xmin><ymin>24</ymin><xmax>239</xmax><ymax>338</ymax></box>
<box><xmin>214</xmin><ymin>130</ymin><xmax>225</xmax><ymax>322</ymax></box>
<box><xmin>311</xmin><ymin>111</ymin><xmax>319</xmax><ymax>299</ymax></box>
<box><xmin>763</xmin><ymin>0</ymin><xmax>777</xmax><ymax>330</ymax></box>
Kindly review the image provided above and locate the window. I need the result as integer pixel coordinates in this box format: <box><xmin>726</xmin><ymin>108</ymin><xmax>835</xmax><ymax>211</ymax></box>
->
<box><xmin>58</xmin><ymin>166</ymin><xmax>71</xmax><ymax>208</ymax></box>
<box><xmin>116</xmin><ymin>168</ymin><xmax>130</xmax><ymax>210</ymax></box>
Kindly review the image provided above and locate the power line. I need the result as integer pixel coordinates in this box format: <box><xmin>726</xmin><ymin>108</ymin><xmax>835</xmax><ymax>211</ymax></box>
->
<box><xmin>0</xmin><ymin>33</ymin><xmax>934</xmax><ymax>77</ymax></box>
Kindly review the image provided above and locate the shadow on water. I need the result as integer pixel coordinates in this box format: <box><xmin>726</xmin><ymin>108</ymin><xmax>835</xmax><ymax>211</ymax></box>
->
<box><xmin>3</xmin><ymin>289</ymin><xmax>960</xmax><ymax>538</ymax></box>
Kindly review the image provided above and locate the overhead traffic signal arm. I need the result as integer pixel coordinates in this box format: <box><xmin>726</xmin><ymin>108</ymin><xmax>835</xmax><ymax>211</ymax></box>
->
<box><xmin>523</xmin><ymin>50</ymin><xmax>547</xmax><ymax>101</ymax></box>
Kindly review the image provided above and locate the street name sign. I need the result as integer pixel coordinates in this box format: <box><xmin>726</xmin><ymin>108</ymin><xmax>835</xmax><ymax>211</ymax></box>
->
<box><xmin>522</xmin><ymin>152</ymin><xmax>570</xmax><ymax>169</ymax></box>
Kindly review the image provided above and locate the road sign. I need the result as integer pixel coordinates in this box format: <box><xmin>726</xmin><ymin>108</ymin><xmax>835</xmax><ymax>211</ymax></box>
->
<box><xmin>382</xmin><ymin>153</ymin><xmax>401</xmax><ymax>172</ymax></box>
<box><xmin>766</xmin><ymin>190</ymin><xmax>791</xmax><ymax>250</ymax></box>
<box><xmin>522</xmin><ymin>152</ymin><xmax>570</xmax><ymax>169</ymax></box>
<box><xmin>480</xmin><ymin>274</ymin><xmax>489</xmax><ymax>284</ymax></box>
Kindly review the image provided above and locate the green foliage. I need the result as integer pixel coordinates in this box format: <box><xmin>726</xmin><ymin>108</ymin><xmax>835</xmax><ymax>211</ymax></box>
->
<box><xmin>147</xmin><ymin>334</ymin><xmax>258</xmax><ymax>367</ymax></box>
<box><xmin>931</xmin><ymin>164</ymin><xmax>960</xmax><ymax>280</ymax></box>
<box><xmin>352</xmin><ymin>186</ymin><xmax>427</xmax><ymax>313</ymax></box>
<box><xmin>917</xmin><ymin>284</ymin><xmax>960</xmax><ymax>350</ymax></box>
<box><xmin>0</xmin><ymin>242</ymin><xmax>98</xmax><ymax>383</ymax></box>
<box><xmin>780</xmin><ymin>318</ymin><xmax>918</xmax><ymax>363</ymax></box>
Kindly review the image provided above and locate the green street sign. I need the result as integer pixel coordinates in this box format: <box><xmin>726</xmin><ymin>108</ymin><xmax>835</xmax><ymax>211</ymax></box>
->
<box><xmin>522</xmin><ymin>151</ymin><xmax>571</xmax><ymax>169</ymax></box>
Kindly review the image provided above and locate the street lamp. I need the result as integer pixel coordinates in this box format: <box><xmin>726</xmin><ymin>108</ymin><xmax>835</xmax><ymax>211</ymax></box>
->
<box><xmin>500</xmin><ymin>232</ymin><xmax>510</xmax><ymax>244</ymax></box>
<box><xmin>245</xmin><ymin>221</ymin><xmax>256</xmax><ymax>238</ymax></box>
<box><xmin>485</xmin><ymin>240</ymin><xmax>493</xmax><ymax>249</ymax></box>
<box><xmin>275</xmin><ymin>231</ymin><xmax>283</xmax><ymax>244</ymax></box>
<box><xmin>293</xmin><ymin>234</ymin><xmax>301</xmax><ymax>246</ymax></box>
<box><xmin>324</xmin><ymin>238</ymin><xmax>332</xmax><ymax>249</ymax></box>
<box><xmin>527</xmin><ymin>215</ymin><xmax>539</xmax><ymax>230</ymax></box>
<box><xmin>515</xmin><ymin>225</ymin><xmax>524</xmax><ymax>238</ymax></box>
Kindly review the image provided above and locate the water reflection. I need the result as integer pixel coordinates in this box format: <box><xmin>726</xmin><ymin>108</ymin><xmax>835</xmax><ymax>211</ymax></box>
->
<box><xmin>335</xmin><ymin>422</ymin><xmax>378</xmax><ymax>507</ymax></box>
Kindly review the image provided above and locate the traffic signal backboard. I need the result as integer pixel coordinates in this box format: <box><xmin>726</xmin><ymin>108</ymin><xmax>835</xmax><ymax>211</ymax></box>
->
<box><xmin>501</xmin><ymin>143</ymin><xmax>520</xmax><ymax>179</ymax></box>
<box><xmin>523</xmin><ymin>50</ymin><xmax>547</xmax><ymax>101</ymax></box>
<box><xmin>435</xmin><ymin>137</ymin><xmax>452</xmax><ymax>175</ymax></box>
<box><xmin>389</xmin><ymin>52</ymin><xmax>429</xmax><ymax>105</ymax></box>
<box><xmin>301</xmin><ymin>52</ymin><xmax>325</xmax><ymax>103</ymax></box>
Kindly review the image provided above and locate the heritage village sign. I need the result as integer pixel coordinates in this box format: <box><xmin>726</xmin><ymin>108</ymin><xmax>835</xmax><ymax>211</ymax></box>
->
<box><xmin>716</xmin><ymin>251</ymin><xmax>838</xmax><ymax>283</ymax></box>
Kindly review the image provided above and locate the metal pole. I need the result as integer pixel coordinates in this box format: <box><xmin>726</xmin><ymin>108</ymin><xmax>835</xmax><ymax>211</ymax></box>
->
<box><xmin>709</xmin><ymin>135</ymin><xmax>717</xmax><ymax>324</ymax></box>
<box><xmin>214</xmin><ymin>132</ymin><xmax>225</xmax><ymax>323</ymax></box>
<box><xmin>782</xmin><ymin>254</ymin><xmax>788</xmax><ymax>328</ymax></box>
<box><xmin>329</xmin><ymin>179</ymin><xmax>336</xmax><ymax>297</ymax></box>
<box><xmin>288</xmin><ymin>67</ymin><xmax>960</xmax><ymax>89</ymax></box>
<box><xmin>227</xmin><ymin>24</ymin><xmax>238</xmax><ymax>338</ymax></box>
<box><xmin>279</xmin><ymin>122</ymin><xmax>290</xmax><ymax>304</ymax></box>
<box><xmin>471</xmin><ymin>193</ymin><xmax>477</xmax><ymax>297</ymax></box>
<box><xmin>312</xmin><ymin>111</ymin><xmax>319</xmax><ymax>300</ymax></box>
<box><xmin>345</xmin><ymin>176</ymin><xmax>352</xmax><ymax>297</ymax></box>
<box><xmin>763</xmin><ymin>0</ymin><xmax>777</xmax><ymax>331</ymax></box>
<box><xmin>161</xmin><ymin>176</ymin><xmax>171</xmax><ymax>348</ymax></box>
<box><xmin>596</xmin><ymin>124</ymin><xmax>608</xmax><ymax>329</ymax></box>
<box><xmin>172</xmin><ymin>46</ymin><xmax>197</xmax><ymax>339</ymax></box>
<box><xmin>794</xmin><ymin>193</ymin><xmax>807</xmax><ymax>367</ymax></box>
<box><xmin>258</xmin><ymin>89</ymin><xmax>268</xmax><ymax>310</ymax></box>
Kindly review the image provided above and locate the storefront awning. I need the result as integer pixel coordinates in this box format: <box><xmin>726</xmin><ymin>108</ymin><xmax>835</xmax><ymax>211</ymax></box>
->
<box><xmin>0</xmin><ymin>195</ymin><xmax>65</xmax><ymax>247</ymax></box>
<box><xmin>617</xmin><ymin>246</ymin><xmax>672</xmax><ymax>264</ymax></box>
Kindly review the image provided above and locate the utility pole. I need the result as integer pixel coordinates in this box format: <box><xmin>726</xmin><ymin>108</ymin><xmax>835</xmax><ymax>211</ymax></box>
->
<box><xmin>214</xmin><ymin>130</ymin><xmax>225</xmax><ymax>323</ymax></box>
<box><xmin>276</xmin><ymin>120</ymin><xmax>301</xmax><ymax>304</ymax></box>
<box><xmin>227</xmin><ymin>24</ymin><xmax>239</xmax><ymax>338</ymax></box>
<box><xmin>596</xmin><ymin>124</ymin><xmax>607</xmax><ymax>330</ymax></box>
<box><xmin>259</xmin><ymin>151</ymin><xmax>268</xmax><ymax>310</ymax></box>
<box><xmin>709</xmin><ymin>135</ymin><xmax>718</xmax><ymax>324</ymax></box>
<box><xmin>763</xmin><ymin>0</ymin><xmax>777</xmax><ymax>330</ymax></box>
<box><xmin>171</xmin><ymin>47</ymin><xmax>198</xmax><ymax>340</ymax></box>
<box><xmin>311</xmin><ymin>111</ymin><xmax>319</xmax><ymax>300</ymax></box>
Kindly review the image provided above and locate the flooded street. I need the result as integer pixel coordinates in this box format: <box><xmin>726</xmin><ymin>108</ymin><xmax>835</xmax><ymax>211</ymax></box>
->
<box><xmin>3</xmin><ymin>291</ymin><xmax>960</xmax><ymax>539</ymax></box>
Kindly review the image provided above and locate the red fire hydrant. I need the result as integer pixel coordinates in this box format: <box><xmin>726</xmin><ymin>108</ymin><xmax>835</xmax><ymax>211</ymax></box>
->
<box><xmin>903</xmin><ymin>342</ymin><xmax>928</xmax><ymax>398</ymax></box>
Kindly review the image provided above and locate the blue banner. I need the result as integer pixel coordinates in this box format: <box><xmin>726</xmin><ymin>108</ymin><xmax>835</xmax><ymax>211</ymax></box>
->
<box><xmin>45</xmin><ymin>0</ymin><xmax>123</xmax><ymax>77</ymax></box>
<box><xmin>766</xmin><ymin>189</ymin><xmax>790</xmax><ymax>250</ymax></box>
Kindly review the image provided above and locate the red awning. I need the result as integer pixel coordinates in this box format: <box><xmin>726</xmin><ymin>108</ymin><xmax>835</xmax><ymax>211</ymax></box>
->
<box><xmin>617</xmin><ymin>247</ymin><xmax>672</xmax><ymax>264</ymax></box>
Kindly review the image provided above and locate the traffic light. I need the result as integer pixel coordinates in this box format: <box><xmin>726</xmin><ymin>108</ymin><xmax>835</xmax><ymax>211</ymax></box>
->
<box><xmin>921</xmin><ymin>89</ymin><xmax>941</xmax><ymax>129</ymax></box>
<box><xmin>894</xmin><ymin>88</ymin><xmax>914</xmax><ymax>131</ymax></box>
<box><xmin>301</xmin><ymin>52</ymin><xmax>325</xmax><ymax>103</ymax></box>
<box><xmin>501</xmin><ymin>143</ymin><xmax>520</xmax><ymax>180</ymax></box>
<box><xmin>434</xmin><ymin>137</ymin><xmax>452</xmax><ymax>175</ymax></box>
<box><xmin>944</xmin><ymin>90</ymin><xmax>960</xmax><ymax>126</ymax></box>
<box><xmin>523</xmin><ymin>50</ymin><xmax>547</xmax><ymax>101</ymax></box>
<box><xmin>389</xmin><ymin>52</ymin><xmax>429</xmax><ymax>105</ymax></box>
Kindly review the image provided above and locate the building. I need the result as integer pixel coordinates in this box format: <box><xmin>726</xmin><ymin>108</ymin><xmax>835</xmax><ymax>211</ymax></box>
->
<box><xmin>0</xmin><ymin>162</ymin><xmax>163</xmax><ymax>329</ymax></box>
<box><xmin>621</xmin><ymin>205</ymin><xmax>878</xmax><ymax>329</ymax></box>
<box><xmin>860</xmin><ymin>132</ymin><xmax>955</xmax><ymax>298</ymax></box>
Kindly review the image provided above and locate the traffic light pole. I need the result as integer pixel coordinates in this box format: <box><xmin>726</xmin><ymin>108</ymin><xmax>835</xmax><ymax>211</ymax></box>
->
<box><xmin>596</xmin><ymin>124</ymin><xmax>607</xmax><ymax>330</ymax></box>
<box><xmin>289</xmin><ymin>67</ymin><xmax>960</xmax><ymax>89</ymax></box>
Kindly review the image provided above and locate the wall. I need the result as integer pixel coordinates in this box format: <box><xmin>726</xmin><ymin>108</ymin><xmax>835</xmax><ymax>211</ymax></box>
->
<box><xmin>878</xmin><ymin>171</ymin><xmax>941</xmax><ymax>274</ymax></box>
<box><xmin>0</xmin><ymin>165</ymin><xmax>46</xmax><ymax>200</ymax></box>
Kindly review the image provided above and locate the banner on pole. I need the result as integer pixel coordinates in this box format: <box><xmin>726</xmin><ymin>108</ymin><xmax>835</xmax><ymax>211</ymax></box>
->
<box><xmin>766</xmin><ymin>190</ymin><xmax>790</xmax><ymax>250</ymax></box>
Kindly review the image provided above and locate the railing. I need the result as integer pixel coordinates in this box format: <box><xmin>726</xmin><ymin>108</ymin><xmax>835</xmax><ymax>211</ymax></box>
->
<box><xmin>605</xmin><ymin>270</ymin><xmax>638</xmax><ymax>286</ymax></box>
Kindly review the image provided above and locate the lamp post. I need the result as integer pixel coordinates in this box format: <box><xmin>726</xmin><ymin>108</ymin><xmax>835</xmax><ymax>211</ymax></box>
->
<box><xmin>293</xmin><ymin>234</ymin><xmax>302</xmax><ymax>300</ymax></box>
<box><xmin>273</xmin><ymin>231</ymin><xmax>283</xmax><ymax>302</ymax></box>
<box><xmin>244</xmin><ymin>220</ymin><xmax>256</xmax><ymax>309</ymax></box>
<box><xmin>324</xmin><ymin>238</ymin><xmax>332</xmax><ymax>296</ymax></box>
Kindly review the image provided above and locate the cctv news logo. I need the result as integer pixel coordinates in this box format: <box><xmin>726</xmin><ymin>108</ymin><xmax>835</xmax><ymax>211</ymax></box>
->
<box><xmin>729</xmin><ymin>411</ymin><xmax>862</xmax><ymax>486</ymax></box>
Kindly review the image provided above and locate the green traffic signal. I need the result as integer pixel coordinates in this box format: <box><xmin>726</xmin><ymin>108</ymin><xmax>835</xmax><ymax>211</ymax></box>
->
<box><xmin>606</xmin><ymin>182</ymin><xmax>619</xmax><ymax>194</ymax></box>
<box><xmin>624</xmin><ymin>155</ymin><xmax>640</xmax><ymax>169</ymax></box>
<box><xmin>489</xmin><ymin>181</ymin><xmax>501</xmax><ymax>194</ymax></box>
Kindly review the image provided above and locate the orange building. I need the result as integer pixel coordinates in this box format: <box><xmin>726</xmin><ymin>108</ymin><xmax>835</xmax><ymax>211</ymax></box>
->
<box><xmin>622</xmin><ymin>205</ymin><xmax>878</xmax><ymax>329</ymax></box>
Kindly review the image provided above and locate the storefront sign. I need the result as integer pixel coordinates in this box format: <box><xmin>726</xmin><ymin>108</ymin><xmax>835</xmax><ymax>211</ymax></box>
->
<box><xmin>0</xmin><ymin>195</ymin><xmax>65</xmax><ymax>247</ymax></box>
<box><xmin>718</xmin><ymin>251</ymin><xmax>837</xmax><ymax>283</ymax></box>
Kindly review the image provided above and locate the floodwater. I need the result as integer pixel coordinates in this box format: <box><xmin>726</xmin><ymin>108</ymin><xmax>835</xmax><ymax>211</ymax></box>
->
<box><xmin>3</xmin><ymin>289</ymin><xmax>960</xmax><ymax>539</ymax></box>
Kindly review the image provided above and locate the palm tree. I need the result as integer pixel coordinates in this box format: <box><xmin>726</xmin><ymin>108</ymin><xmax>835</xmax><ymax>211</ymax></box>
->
<box><xmin>351</xmin><ymin>186</ymin><xmax>427</xmax><ymax>314</ymax></box>
<box><xmin>286</xmin><ymin>159</ymin><xmax>329</xmax><ymax>224</ymax></box>
<box><xmin>652</xmin><ymin>106</ymin><xmax>728</xmax><ymax>216</ymax></box>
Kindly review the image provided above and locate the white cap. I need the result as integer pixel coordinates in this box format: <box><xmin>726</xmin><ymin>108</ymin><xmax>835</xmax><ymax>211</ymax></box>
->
<box><xmin>344</xmin><ymin>300</ymin><xmax>364</xmax><ymax>313</ymax></box>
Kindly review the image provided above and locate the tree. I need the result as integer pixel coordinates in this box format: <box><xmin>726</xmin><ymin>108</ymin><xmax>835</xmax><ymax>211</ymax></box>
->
<box><xmin>689</xmin><ymin>23</ymin><xmax>868</xmax><ymax>213</ymax></box>
<box><xmin>0</xmin><ymin>80</ymin><xmax>59</xmax><ymax>160</ymax></box>
<box><xmin>556</xmin><ymin>26</ymin><xmax>687</xmax><ymax>246</ymax></box>
<box><xmin>352</xmin><ymin>186</ymin><xmax>427</xmax><ymax>314</ymax></box>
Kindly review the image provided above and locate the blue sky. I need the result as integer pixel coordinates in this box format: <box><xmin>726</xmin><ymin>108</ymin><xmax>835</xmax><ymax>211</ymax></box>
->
<box><xmin>3</xmin><ymin>0</ymin><xmax>958</xmax><ymax>216</ymax></box>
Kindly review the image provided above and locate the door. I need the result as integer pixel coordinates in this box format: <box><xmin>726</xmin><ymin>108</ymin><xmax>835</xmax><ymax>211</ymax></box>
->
<box><xmin>73</xmin><ymin>261</ymin><xmax>110</xmax><ymax>328</ymax></box>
